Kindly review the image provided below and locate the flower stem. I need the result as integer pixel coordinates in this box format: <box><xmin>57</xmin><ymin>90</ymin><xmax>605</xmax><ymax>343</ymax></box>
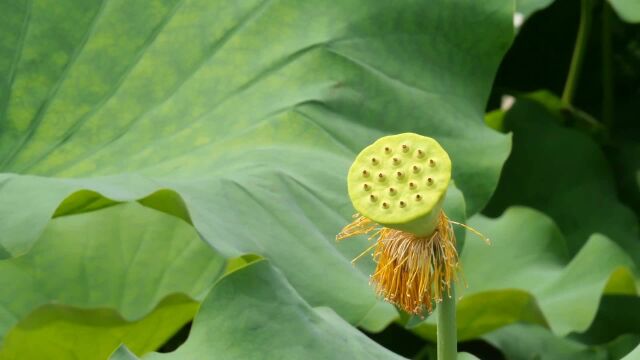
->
<box><xmin>562</xmin><ymin>0</ymin><xmax>593</xmax><ymax>106</ymax></box>
<box><xmin>437</xmin><ymin>285</ymin><xmax>457</xmax><ymax>360</ymax></box>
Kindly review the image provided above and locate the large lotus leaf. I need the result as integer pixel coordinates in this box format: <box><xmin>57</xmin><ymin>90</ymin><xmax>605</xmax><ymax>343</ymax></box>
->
<box><xmin>0</xmin><ymin>295</ymin><xmax>197</xmax><ymax>360</ymax></box>
<box><xmin>110</xmin><ymin>260</ymin><xmax>405</xmax><ymax>360</ymax></box>
<box><xmin>609</xmin><ymin>0</ymin><xmax>640</xmax><ymax>22</ymax></box>
<box><xmin>458</xmin><ymin>354</ymin><xmax>481</xmax><ymax>360</ymax></box>
<box><xmin>485</xmin><ymin>323</ymin><xmax>640</xmax><ymax>360</ymax></box>
<box><xmin>516</xmin><ymin>0</ymin><xmax>554</xmax><ymax>19</ymax></box>
<box><xmin>608</xmin><ymin>141</ymin><xmax>640</xmax><ymax>222</ymax></box>
<box><xmin>484</xmin><ymin>98</ymin><xmax>640</xmax><ymax>263</ymax></box>
<box><xmin>0</xmin><ymin>202</ymin><xmax>225</xmax><ymax>356</ymax></box>
<box><xmin>515</xmin><ymin>0</ymin><xmax>640</xmax><ymax>23</ymax></box>
<box><xmin>405</xmin><ymin>345</ymin><xmax>480</xmax><ymax>360</ymax></box>
<box><xmin>0</xmin><ymin>0</ymin><xmax>513</xmax><ymax>326</ymax></box>
<box><xmin>623</xmin><ymin>343</ymin><xmax>640</xmax><ymax>360</ymax></box>
<box><xmin>409</xmin><ymin>206</ymin><xmax>638</xmax><ymax>340</ymax></box>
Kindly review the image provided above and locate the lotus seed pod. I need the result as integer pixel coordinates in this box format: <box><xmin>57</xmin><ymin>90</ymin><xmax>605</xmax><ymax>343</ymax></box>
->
<box><xmin>347</xmin><ymin>133</ymin><xmax>451</xmax><ymax>236</ymax></box>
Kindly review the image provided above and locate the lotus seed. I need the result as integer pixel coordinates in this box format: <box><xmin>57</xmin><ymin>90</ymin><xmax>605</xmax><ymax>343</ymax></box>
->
<box><xmin>393</xmin><ymin>157</ymin><xmax>401</xmax><ymax>165</ymax></box>
<box><xmin>412</xmin><ymin>165</ymin><xmax>420</xmax><ymax>173</ymax></box>
<box><xmin>416</xmin><ymin>149</ymin><xmax>424</xmax><ymax>158</ymax></box>
<box><xmin>362</xmin><ymin>170</ymin><xmax>369</xmax><ymax>177</ymax></box>
<box><xmin>399</xmin><ymin>201</ymin><xmax>406</xmax><ymax>208</ymax></box>
<box><xmin>429</xmin><ymin>159</ymin><xmax>436</xmax><ymax>167</ymax></box>
<box><xmin>402</xmin><ymin>144</ymin><xmax>409</xmax><ymax>152</ymax></box>
<box><xmin>372</xmin><ymin>157</ymin><xmax>379</xmax><ymax>165</ymax></box>
<box><xmin>384</xmin><ymin>147</ymin><xmax>391</xmax><ymax>153</ymax></box>
<box><xmin>382</xmin><ymin>202</ymin><xmax>389</xmax><ymax>209</ymax></box>
<box><xmin>378</xmin><ymin>173</ymin><xmax>385</xmax><ymax>180</ymax></box>
<box><xmin>427</xmin><ymin>177</ymin><xmax>433</xmax><ymax>185</ymax></box>
<box><xmin>389</xmin><ymin>187</ymin><xmax>396</xmax><ymax>195</ymax></box>
<box><xmin>396</xmin><ymin>171</ymin><xmax>403</xmax><ymax>179</ymax></box>
<box><xmin>415</xmin><ymin>194</ymin><xmax>422</xmax><ymax>201</ymax></box>
<box><xmin>363</xmin><ymin>184</ymin><xmax>370</xmax><ymax>191</ymax></box>
<box><xmin>409</xmin><ymin>182</ymin><xmax>416</xmax><ymax>189</ymax></box>
<box><xmin>370</xmin><ymin>194</ymin><xmax>377</xmax><ymax>201</ymax></box>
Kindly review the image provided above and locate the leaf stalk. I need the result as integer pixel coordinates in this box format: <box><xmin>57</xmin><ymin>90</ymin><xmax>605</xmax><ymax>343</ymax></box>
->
<box><xmin>601</xmin><ymin>1</ymin><xmax>614</xmax><ymax>130</ymax></box>
<box><xmin>562</xmin><ymin>0</ymin><xmax>594</xmax><ymax>106</ymax></box>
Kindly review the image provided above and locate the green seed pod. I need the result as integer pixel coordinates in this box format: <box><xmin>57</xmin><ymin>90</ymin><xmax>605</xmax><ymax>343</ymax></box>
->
<box><xmin>347</xmin><ymin>133</ymin><xmax>451</xmax><ymax>236</ymax></box>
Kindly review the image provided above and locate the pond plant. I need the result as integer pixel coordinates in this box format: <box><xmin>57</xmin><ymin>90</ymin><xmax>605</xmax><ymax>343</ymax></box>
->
<box><xmin>1</xmin><ymin>0</ymin><xmax>639</xmax><ymax>359</ymax></box>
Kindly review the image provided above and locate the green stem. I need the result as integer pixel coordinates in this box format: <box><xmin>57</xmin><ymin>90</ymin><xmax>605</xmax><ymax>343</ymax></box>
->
<box><xmin>437</xmin><ymin>285</ymin><xmax>457</xmax><ymax>360</ymax></box>
<box><xmin>602</xmin><ymin>1</ymin><xmax>614</xmax><ymax>130</ymax></box>
<box><xmin>562</xmin><ymin>0</ymin><xmax>593</xmax><ymax>106</ymax></box>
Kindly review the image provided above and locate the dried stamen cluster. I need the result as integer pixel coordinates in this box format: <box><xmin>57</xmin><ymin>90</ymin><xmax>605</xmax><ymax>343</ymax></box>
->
<box><xmin>337</xmin><ymin>211</ymin><xmax>460</xmax><ymax>315</ymax></box>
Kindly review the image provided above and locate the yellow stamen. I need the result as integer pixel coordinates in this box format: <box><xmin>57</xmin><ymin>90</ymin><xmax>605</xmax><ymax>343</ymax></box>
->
<box><xmin>337</xmin><ymin>211</ymin><xmax>472</xmax><ymax>315</ymax></box>
<box><xmin>336</xmin><ymin>214</ymin><xmax>378</xmax><ymax>241</ymax></box>
<box><xmin>448</xmin><ymin>220</ymin><xmax>491</xmax><ymax>245</ymax></box>
<box><xmin>351</xmin><ymin>242</ymin><xmax>378</xmax><ymax>265</ymax></box>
